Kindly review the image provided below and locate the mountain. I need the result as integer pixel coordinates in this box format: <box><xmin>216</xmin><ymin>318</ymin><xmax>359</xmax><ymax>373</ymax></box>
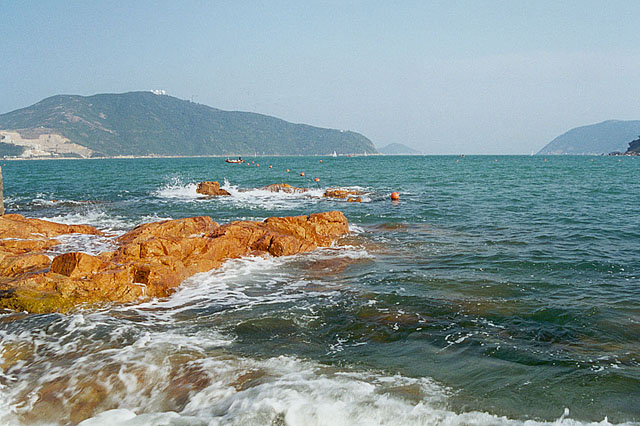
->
<box><xmin>625</xmin><ymin>137</ymin><xmax>640</xmax><ymax>154</ymax></box>
<box><xmin>0</xmin><ymin>92</ymin><xmax>377</xmax><ymax>157</ymax></box>
<box><xmin>378</xmin><ymin>143</ymin><xmax>421</xmax><ymax>155</ymax></box>
<box><xmin>537</xmin><ymin>120</ymin><xmax>640</xmax><ymax>155</ymax></box>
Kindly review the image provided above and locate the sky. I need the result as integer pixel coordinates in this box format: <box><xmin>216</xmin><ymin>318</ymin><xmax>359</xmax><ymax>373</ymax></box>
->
<box><xmin>1</xmin><ymin>1</ymin><xmax>640</xmax><ymax>154</ymax></box>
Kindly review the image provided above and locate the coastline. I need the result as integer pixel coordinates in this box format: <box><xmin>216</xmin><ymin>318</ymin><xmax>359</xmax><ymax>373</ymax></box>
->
<box><xmin>1</xmin><ymin>153</ymin><xmax>388</xmax><ymax>161</ymax></box>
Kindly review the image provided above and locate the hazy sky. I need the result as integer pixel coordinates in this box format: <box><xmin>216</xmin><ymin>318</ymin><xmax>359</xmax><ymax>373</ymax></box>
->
<box><xmin>2</xmin><ymin>1</ymin><xmax>639</xmax><ymax>154</ymax></box>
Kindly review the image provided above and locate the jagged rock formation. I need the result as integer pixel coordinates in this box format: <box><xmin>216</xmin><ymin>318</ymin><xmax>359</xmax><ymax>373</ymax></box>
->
<box><xmin>196</xmin><ymin>181</ymin><xmax>231</xmax><ymax>196</ymax></box>
<box><xmin>0</xmin><ymin>212</ymin><xmax>349</xmax><ymax>313</ymax></box>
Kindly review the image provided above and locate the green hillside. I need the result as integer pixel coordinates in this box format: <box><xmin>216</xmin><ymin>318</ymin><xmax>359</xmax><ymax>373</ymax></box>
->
<box><xmin>537</xmin><ymin>120</ymin><xmax>640</xmax><ymax>155</ymax></box>
<box><xmin>0</xmin><ymin>92</ymin><xmax>377</xmax><ymax>157</ymax></box>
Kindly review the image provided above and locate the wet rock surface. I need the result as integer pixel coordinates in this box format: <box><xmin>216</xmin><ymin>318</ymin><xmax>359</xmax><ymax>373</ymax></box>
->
<box><xmin>323</xmin><ymin>188</ymin><xmax>365</xmax><ymax>200</ymax></box>
<box><xmin>261</xmin><ymin>183</ymin><xmax>309</xmax><ymax>193</ymax></box>
<box><xmin>0</xmin><ymin>212</ymin><xmax>349</xmax><ymax>313</ymax></box>
<box><xmin>195</xmin><ymin>181</ymin><xmax>231</xmax><ymax>196</ymax></box>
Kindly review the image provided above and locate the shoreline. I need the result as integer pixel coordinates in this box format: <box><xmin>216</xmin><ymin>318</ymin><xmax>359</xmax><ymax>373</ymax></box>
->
<box><xmin>1</xmin><ymin>153</ymin><xmax>388</xmax><ymax>161</ymax></box>
<box><xmin>3</xmin><ymin>153</ymin><xmax>629</xmax><ymax>161</ymax></box>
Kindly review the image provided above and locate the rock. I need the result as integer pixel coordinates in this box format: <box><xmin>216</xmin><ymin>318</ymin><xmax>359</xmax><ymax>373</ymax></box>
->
<box><xmin>50</xmin><ymin>252</ymin><xmax>105</xmax><ymax>278</ymax></box>
<box><xmin>196</xmin><ymin>181</ymin><xmax>231</xmax><ymax>196</ymax></box>
<box><xmin>323</xmin><ymin>188</ymin><xmax>365</xmax><ymax>199</ymax></box>
<box><xmin>0</xmin><ymin>212</ymin><xmax>349</xmax><ymax>313</ymax></box>
<box><xmin>0</xmin><ymin>253</ymin><xmax>51</xmax><ymax>277</ymax></box>
<box><xmin>262</xmin><ymin>183</ymin><xmax>309</xmax><ymax>194</ymax></box>
<box><xmin>347</xmin><ymin>197</ymin><xmax>363</xmax><ymax>203</ymax></box>
<box><xmin>0</xmin><ymin>214</ymin><xmax>103</xmax><ymax>238</ymax></box>
<box><xmin>263</xmin><ymin>211</ymin><xmax>350</xmax><ymax>246</ymax></box>
<box><xmin>0</xmin><ymin>215</ymin><xmax>103</xmax><ymax>299</ymax></box>
<box><xmin>117</xmin><ymin>216</ymin><xmax>219</xmax><ymax>245</ymax></box>
<box><xmin>0</xmin><ymin>238</ymin><xmax>60</xmax><ymax>255</ymax></box>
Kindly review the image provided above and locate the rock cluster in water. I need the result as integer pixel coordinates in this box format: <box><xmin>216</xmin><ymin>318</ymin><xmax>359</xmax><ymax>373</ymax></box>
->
<box><xmin>0</xmin><ymin>211</ymin><xmax>349</xmax><ymax>313</ymax></box>
<box><xmin>195</xmin><ymin>181</ymin><xmax>366</xmax><ymax>201</ymax></box>
<box><xmin>257</xmin><ymin>182</ymin><xmax>364</xmax><ymax>202</ymax></box>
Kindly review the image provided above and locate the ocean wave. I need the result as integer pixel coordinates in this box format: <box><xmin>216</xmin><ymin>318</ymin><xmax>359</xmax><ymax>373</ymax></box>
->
<box><xmin>0</xmin><ymin>246</ymin><xmax>632</xmax><ymax>426</ymax></box>
<box><xmin>45</xmin><ymin>209</ymin><xmax>133</xmax><ymax>232</ymax></box>
<box><xmin>127</xmin><ymin>246</ymin><xmax>368</xmax><ymax>320</ymax></box>
<box><xmin>152</xmin><ymin>177</ymin><xmax>200</xmax><ymax>200</ymax></box>
<box><xmin>49</xmin><ymin>233</ymin><xmax>119</xmax><ymax>257</ymax></box>
<box><xmin>151</xmin><ymin>177</ymin><xmax>374</xmax><ymax>209</ymax></box>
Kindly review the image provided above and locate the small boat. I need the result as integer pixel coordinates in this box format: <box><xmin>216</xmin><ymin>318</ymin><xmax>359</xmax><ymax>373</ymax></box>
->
<box><xmin>225</xmin><ymin>157</ymin><xmax>244</xmax><ymax>164</ymax></box>
<box><xmin>332</xmin><ymin>151</ymin><xmax>337</xmax><ymax>157</ymax></box>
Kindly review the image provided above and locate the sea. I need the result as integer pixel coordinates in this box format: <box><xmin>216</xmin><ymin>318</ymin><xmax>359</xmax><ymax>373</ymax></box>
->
<box><xmin>0</xmin><ymin>155</ymin><xmax>638</xmax><ymax>425</ymax></box>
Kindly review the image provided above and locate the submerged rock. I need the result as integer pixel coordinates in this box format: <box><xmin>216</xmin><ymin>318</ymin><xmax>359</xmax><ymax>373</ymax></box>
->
<box><xmin>323</xmin><ymin>188</ymin><xmax>365</xmax><ymax>200</ymax></box>
<box><xmin>0</xmin><ymin>212</ymin><xmax>349</xmax><ymax>313</ymax></box>
<box><xmin>196</xmin><ymin>181</ymin><xmax>231</xmax><ymax>196</ymax></box>
<box><xmin>261</xmin><ymin>183</ymin><xmax>309</xmax><ymax>193</ymax></box>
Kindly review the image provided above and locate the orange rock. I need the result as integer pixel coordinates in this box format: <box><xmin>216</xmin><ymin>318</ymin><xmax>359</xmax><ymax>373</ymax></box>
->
<box><xmin>264</xmin><ymin>211</ymin><xmax>350</xmax><ymax>247</ymax></box>
<box><xmin>0</xmin><ymin>238</ymin><xmax>60</xmax><ymax>255</ymax></box>
<box><xmin>0</xmin><ymin>212</ymin><xmax>349</xmax><ymax>313</ymax></box>
<box><xmin>323</xmin><ymin>188</ymin><xmax>364</xmax><ymax>199</ymax></box>
<box><xmin>261</xmin><ymin>183</ymin><xmax>309</xmax><ymax>194</ymax></box>
<box><xmin>0</xmin><ymin>253</ymin><xmax>51</xmax><ymax>277</ymax></box>
<box><xmin>195</xmin><ymin>181</ymin><xmax>231</xmax><ymax>196</ymax></box>
<box><xmin>347</xmin><ymin>197</ymin><xmax>363</xmax><ymax>203</ymax></box>
<box><xmin>117</xmin><ymin>216</ymin><xmax>219</xmax><ymax>245</ymax></box>
<box><xmin>0</xmin><ymin>214</ymin><xmax>103</xmax><ymax>238</ymax></box>
<box><xmin>50</xmin><ymin>252</ymin><xmax>105</xmax><ymax>278</ymax></box>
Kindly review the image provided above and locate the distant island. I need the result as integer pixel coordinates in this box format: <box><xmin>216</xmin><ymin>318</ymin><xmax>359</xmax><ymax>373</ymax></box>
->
<box><xmin>377</xmin><ymin>143</ymin><xmax>422</xmax><ymax>155</ymax></box>
<box><xmin>537</xmin><ymin>120</ymin><xmax>640</xmax><ymax>155</ymax></box>
<box><xmin>0</xmin><ymin>91</ymin><xmax>378</xmax><ymax>158</ymax></box>
<box><xmin>608</xmin><ymin>136</ymin><xmax>640</xmax><ymax>156</ymax></box>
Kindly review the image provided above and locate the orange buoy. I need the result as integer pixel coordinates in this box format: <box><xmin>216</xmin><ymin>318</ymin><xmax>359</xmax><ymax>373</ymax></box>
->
<box><xmin>390</xmin><ymin>192</ymin><xmax>400</xmax><ymax>201</ymax></box>
<box><xmin>300</xmin><ymin>172</ymin><xmax>305</xmax><ymax>177</ymax></box>
<box><xmin>320</xmin><ymin>160</ymin><xmax>323</xmax><ymax>163</ymax></box>
<box><xmin>269</xmin><ymin>165</ymin><xmax>272</xmax><ymax>168</ymax></box>
<box><xmin>314</xmin><ymin>177</ymin><xmax>320</xmax><ymax>182</ymax></box>
<box><xmin>256</xmin><ymin>164</ymin><xmax>260</xmax><ymax>167</ymax></box>
<box><xmin>286</xmin><ymin>168</ymin><xmax>290</xmax><ymax>172</ymax></box>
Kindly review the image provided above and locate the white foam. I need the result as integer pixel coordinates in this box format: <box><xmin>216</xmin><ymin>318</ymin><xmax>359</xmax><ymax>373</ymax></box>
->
<box><xmin>45</xmin><ymin>209</ymin><xmax>133</xmax><ymax>232</ymax></box>
<box><xmin>0</xmin><ymin>307</ymin><xmax>630</xmax><ymax>426</ymax></box>
<box><xmin>50</xmin><ymin>233</ymin><xmax>119</xmax><ymax>256</ymax></box>
<box><xmin>153</xmin><ymin>177</ymin><xmax>199</xmax><ymax>200</ymax></box>
<box><xmin>1</xmin><ymin>246</ymin><xmax>625</xmax><ymax>425</ymax></box>
<box><xmin>312</xmin><ymin>245</ymin><xmax>374</xmax><ymax>260</ymax></box>
<box><xmin>349</xmin><ymin>224</ymin><xmax>366</xmax><ymax>234</ymax></box>
<box><xmin>219</xmin><ymin>180</ymin><xmax>327</xmax><ymax>210</ymax></box>
<box><xmin>68</xmin><ymin>354</ymin><xmax>624</xmax><ymax>426</ymax></box>
<box><xmin>152</xmin><ymin>177</ymin><xmax>375</xmax><ymax>209</ymax></box>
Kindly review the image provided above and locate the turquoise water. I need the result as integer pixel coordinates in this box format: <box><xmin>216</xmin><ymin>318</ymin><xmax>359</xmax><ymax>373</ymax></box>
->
<box><xmin>1</xmin><ymin>155</ymin><xmax>639</xmax><ymax>425</ymax></box>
